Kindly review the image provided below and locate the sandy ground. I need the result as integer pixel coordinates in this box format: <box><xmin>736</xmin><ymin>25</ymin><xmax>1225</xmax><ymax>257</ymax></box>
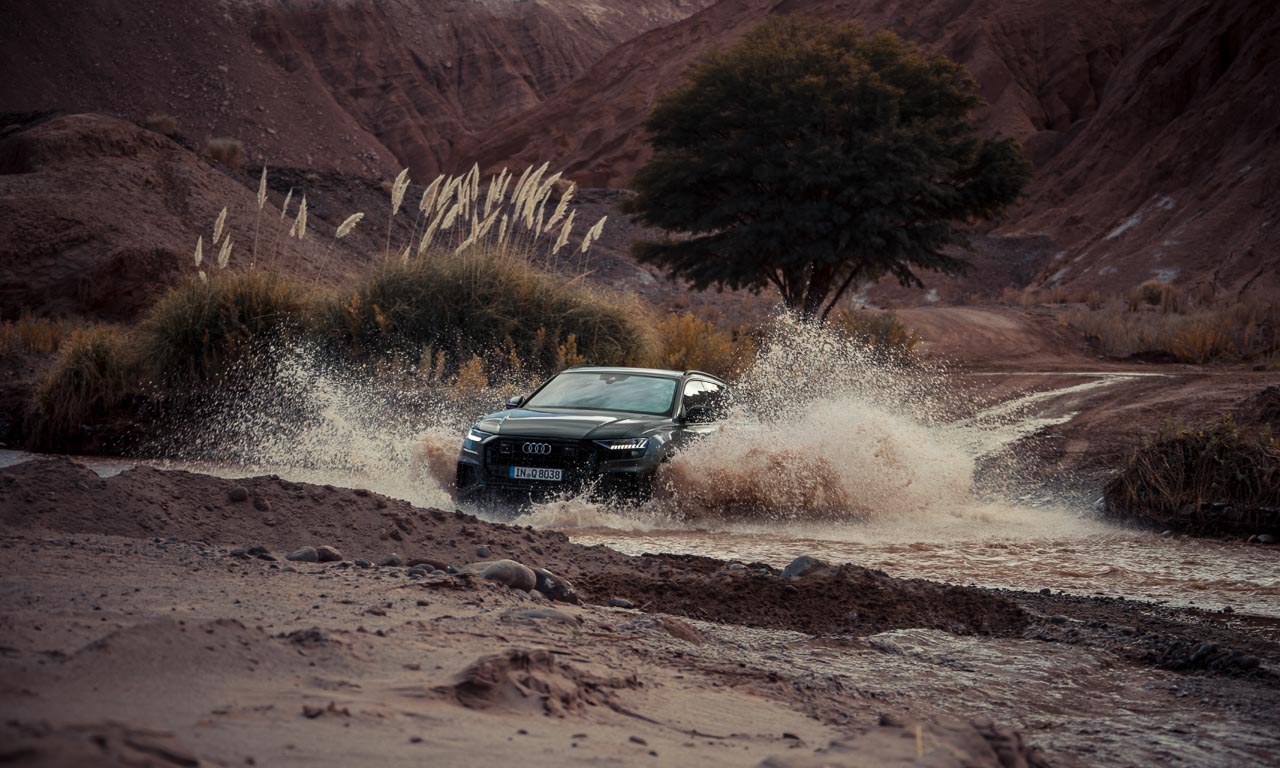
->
<box><xmin>2</xmin><ymin>459</ymin><xmax>1278</xmax><ymax>767</ymax></box>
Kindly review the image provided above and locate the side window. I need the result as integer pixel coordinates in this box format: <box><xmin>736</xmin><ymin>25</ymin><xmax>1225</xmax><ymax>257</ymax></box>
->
<box><xmin>701</xmin><ymin>381</ymin><xmax>728</xmax><ymax>418</ymax></box>
<box><xmin>682</xmin><ymin>380</ymin><xmax>706</xmax><ymax>410</ymax></box>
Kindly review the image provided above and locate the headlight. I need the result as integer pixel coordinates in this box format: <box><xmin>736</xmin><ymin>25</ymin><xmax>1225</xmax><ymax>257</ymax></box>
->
<box><xmin>593</xmin><ymin>437</ymin><xmax>649</xmax><ymax>452</ymax></box>
<box><xmin>463</xmin><ymin>426</ymin><xmax>492</xmax><ymax>452</ymax></box>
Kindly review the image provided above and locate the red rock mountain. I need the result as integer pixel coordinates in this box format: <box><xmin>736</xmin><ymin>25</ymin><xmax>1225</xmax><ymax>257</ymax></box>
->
<box><xmin>0</xmin><ymin>0</ymin><xmax>716</xmax><ymax>178</ymax></box>
<box><xmin>468</xmin><ymin>0</ymin><xmax>1278</xmax><ymax>301</ymax></box>
<box><xmin>468</xmin><ymin>0</ymin><xmax>1168</xmax><ymax>185</ymax></box>
<box><xmin>1</xmin><ymin>0</ymin><xmax>1275</xmax><ymax>309</ymax></box>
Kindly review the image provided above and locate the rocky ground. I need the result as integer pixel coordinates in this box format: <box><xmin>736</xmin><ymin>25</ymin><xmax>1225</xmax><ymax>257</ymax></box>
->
<box><xmin>2</xmin><ymin>458</ymin><xmax>1278</xmax><ymax>767</ymax></box>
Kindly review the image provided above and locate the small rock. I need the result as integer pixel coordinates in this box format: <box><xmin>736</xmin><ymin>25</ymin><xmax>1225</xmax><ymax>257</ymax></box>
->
<box><xmin>253</xmin><ymin>497</ymin><xmax>271</xmax><ymax>512</ymax></box>
<box><xmin>781</xmin><ymin>555</ymin><xmax>829</xmax><ymax>578</ymax></box>
<box><xmin>533</xmin><ymin>568</ymin><xmax>580</xmax><ymax>604</ymax></box>
<box><xmin>407</xmin><ymin>567</ymin><xmax>428</xmax><ymax>578</ymax></box>
<box><xmin>1047</xmin><ymin>615</ymin><xmax>1070</xmax><ymax>625</ymax></box>
<box><xmin>287</xmin><ymin>546</ymin><xmax>319</xmax><ymax>563</ymax></box>
<box><xmin>461</xmin><ymin>560</ymin><xmax>537</xmax><ymax>591</ymax></box>
<box><xmin>609</xmin><ymin>597</ymin><xmax>635</xmax><ymax>609</ymax></box>
<box><xmin>1039</xmin><ymin>587</ymin><xmax>1051</xmax><ymax>595</ymax></box>
<box><xmin>354</xmin><ymin>559</ymin><xmax>372</xmax><ymax>568</ymax></box>
<box><xmin>726</xmin><ymin>563</ymin><xmax>746</xmax><ymax>571</ymax></box>
<box><xmin>1257</xmin><ymin>534</ymin><xmax>1276</xmax><ymax>545</ymax></box>
<box><xmin>475</xmin><ymin>546</ymin><xmax>492</xmax><ymax>558</ymax></box>
<box><xmin>228</xmin><ymin>486</ymin><xmax>250</xmax><ymax>503</ymax></box>
<box><xmin>1160</xmin><ymin>530</ymin><xmax>1174</xmax><ymax>538</ymax></box>
<box><xmin>316</xmin><ymin>545</ymin><xmax>343</xmax><ymax>563</ymax></box>
<box><xmin>379</xmin><ymin>553</ymin><xmax>404</xmax><ymax>567</ymax></box>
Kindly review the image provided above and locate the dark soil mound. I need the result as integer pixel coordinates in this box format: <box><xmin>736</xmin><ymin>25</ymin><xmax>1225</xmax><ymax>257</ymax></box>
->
<box><xmin>0</xmin><ymin>457</ymin><xmax>1027</xmax><ymax>638</ymax></box>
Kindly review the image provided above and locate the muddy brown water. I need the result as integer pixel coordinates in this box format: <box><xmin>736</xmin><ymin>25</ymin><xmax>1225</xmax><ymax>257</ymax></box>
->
<box><xmin>3</xmin><ymin>370</ymin><xmax>1275</xmax><ymax>622</ymax></box>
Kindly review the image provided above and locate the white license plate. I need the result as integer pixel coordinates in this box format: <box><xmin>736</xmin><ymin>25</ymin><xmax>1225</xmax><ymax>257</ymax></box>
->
<box><xmin>509</xmin><ymin>466</ymin><xmax>563</xmax><ymax>482</ymax></box>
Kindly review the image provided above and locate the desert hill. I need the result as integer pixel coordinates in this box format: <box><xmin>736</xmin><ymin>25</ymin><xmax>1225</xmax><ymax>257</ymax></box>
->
<box><xmin>0</xmin><ymin>0</ymin><xmax>716</xmax><ymax>178</ymax></box>
<box><xmin>1</xmin><ymin>0</ymin><xmax>1276</xmax><ymax>314</ymax></box>
<box><xmin>469</xmin><ymin>0</ymin><xmax>1278</xmax><ymax>302</ymax></box>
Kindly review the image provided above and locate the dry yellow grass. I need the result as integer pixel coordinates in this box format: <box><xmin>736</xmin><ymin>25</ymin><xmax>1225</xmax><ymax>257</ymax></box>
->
<box><xmin>0</xmin><ymin>315</ymin><xmax>79</xmax><ymax>358</ymax></box>
<box><xmin>652</xmin><ymin>312</ymin><xmax>751</xmax><ymax>379</ymax></box>
<box><xmin>142</xmin><ymin>113</ymin><xmax>180</xmax><ymax>138</ymax></box>
<box><xmin>205</xmin><ymin>137</ymin><xmax>245</xmax><ymax>169</ymax></box>
<box><xmin>1067</xmin><ymin>298</ymin><xmax>1280</xmax><ymax>364</ymax></box>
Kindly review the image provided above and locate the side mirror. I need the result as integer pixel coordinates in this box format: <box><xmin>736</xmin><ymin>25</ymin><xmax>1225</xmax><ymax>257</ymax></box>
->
<box><xmin>505</xmin><ymin>394</ymin><xmax>526</xmax><ymax>409</ymax></box>
<box><xmin>684</xmin><ymin>404</ymin><xmax>715</xmax><ymax>424</ymax></box>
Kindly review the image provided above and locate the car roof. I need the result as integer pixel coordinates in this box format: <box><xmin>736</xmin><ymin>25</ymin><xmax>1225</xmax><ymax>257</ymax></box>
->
<box><xmin>563</xmin><ymin>366</ymin><xmax>728</xmax><ymax>384</ymax></box>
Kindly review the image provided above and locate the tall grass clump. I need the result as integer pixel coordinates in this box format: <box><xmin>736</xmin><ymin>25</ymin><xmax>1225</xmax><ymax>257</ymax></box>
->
<box><xmin>313</xmin><ymin>246</ymin><xmax>655</xmax><ymax>375</ymax></box>
<box><xmin>1067</xmin><ymin>296</ymin><xmax>1279</xmax><ymax>364</ymax></box>
<box><xmin>1104</xmin><ymin>418</ymin><xmax>1280</xmax><ymax>536</ymax></box>
<box><xmin>827</xmin><ymin>308</ymin><xmax>922</xmax><ymax>365</ymax></box>
<box><xmin>142</xmin><ymin>113</ymin><xmax>180</xmax><ymax>138</ymax></box>
<box><xmin>206</xmin><ymin>137</ymin><xmax>245</xmax><ymax>169</ymax></box>
<box><xmin>0</xmin><ymin>314</ymin><xmax>80</xmax><ymax>358</ymax></box>
<box><xmin>139</xmin><ymin>271</ymin><xmax>312</xmax><ymax>387</ymax></box>
<box><xmin>30</xmin><ymin>326</ymin><xmax>143</xmax><ymax>450</ymax></box>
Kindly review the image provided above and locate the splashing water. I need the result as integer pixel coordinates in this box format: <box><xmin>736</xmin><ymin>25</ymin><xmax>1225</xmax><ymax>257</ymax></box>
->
<box><xmin>69</xmin><ymin>321</ymin><xmax>1274</xmax><ymax>615</ymax></box>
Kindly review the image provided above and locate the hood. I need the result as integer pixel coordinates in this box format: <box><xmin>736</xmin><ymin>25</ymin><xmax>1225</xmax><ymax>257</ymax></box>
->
<box><xmin>475</xmin><ymin>408</ymin><xmax>670</xmax><ymax>440</ymax></box>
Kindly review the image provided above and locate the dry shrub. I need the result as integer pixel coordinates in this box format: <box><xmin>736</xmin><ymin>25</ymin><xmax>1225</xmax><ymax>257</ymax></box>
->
<box><xmin>312</xmin><ymin>246</ymin><xmax>655</xmax><ymax>377</ymax></box>
<box><xmin>1104</xmin><ymin>418</ymin><xmax>1280</xmax><ymax>536</ymax></box>
<box><xmin>827</xmin><ymin>308</ymin><xmax>921</xmax><ymax>365</ymax></box>
<box><xmin>206</xmin><ymin>137</ymin><xmax>245</xmax><ymax>169</ymax></box>
<box><xmin>653</xmin><ymin>312</ymin><xmax>751</xmax><ymax>379</ymax></box>
<box><xmin>30</xmin><ymin>326</ymin><xmax>143</xmax><ymax>450</ymax></box>
<box><xmin>1126</xmin><ymin>280</ymin><xmax>1185</xmax><ymax>313</ymax></box>
<box><xmin>139</xmin><ymin>271</ymin><xmax>311</xmax><ymax>386</ymax></box>
<box><xmin>0</xmin><ymin>314</ymin><xmax>78</xmax><ymax>358</ymax></box>
<box><xmin>1067</xmin><ymin>298</ymin><xmax>1279</xmax><ymax>363</ymax></box>
<box><xmin>142</xmin><ymin>113</ymin><xmax>180</xmax><ymax>138</ymax></box>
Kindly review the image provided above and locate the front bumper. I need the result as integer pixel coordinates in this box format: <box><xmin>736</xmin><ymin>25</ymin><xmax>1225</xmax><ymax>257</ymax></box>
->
<box><xmin>455</xmin><ymin>435</ymin><xmax>661</xmax><ymax>506</ymax></box>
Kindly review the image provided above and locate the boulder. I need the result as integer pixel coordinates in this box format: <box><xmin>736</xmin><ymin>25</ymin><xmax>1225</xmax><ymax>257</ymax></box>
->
<box><xmin>781</xmin><ymin>555</ymin><xmax>830</xmax><ymax>578</ymax></box>
<box><xmin>459</xmin><ymin>559</ymin><xmax>537</xmax><ymax>591</ymax></box>
<box><xmin>286</xmin><ymin>546</ymin><xmax>319</xmax><ymax>563</ymax></box>
<box><xmin>533</xmin><ymin>567</ymin><xmax>580</xmax><ymax>604</ymax></box>
<box><xmin>315</xmin><ymin>545</ymin><xmax>343</xmax><ymax>563</ymax></box>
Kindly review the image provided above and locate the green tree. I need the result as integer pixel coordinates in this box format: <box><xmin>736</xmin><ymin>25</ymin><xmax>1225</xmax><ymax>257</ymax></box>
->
<box><xmin>624</xmin><ymin>17</ymin><xmax>1032</xmax><ymax>322</ymax></box>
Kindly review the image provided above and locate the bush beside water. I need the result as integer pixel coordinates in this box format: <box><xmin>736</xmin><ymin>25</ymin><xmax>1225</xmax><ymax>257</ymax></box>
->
<box><xmin>1104</xmin><ymin>416</ymin><xmax>1280</xmax><ymax>537</ymax></box>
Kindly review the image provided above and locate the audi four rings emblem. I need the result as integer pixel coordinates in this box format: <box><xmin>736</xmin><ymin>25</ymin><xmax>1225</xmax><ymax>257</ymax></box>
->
<box><xmin>522</xmin><ymin>442</ymin><xmax>552</xmax><ymax>455</ymax></box>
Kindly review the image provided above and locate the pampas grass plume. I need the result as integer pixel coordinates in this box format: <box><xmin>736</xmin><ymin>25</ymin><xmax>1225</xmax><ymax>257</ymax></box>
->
<box><xmin>194</xmin><ymin>236</ymin><xmax>204</xmax><ymax>267</ymax></box>
<box><xmin>217</xmin><ymin>236</ymin><xmax>233</xmax><ymax>269</ymax></box>
<box><xmin>257</xmin><ymin>166</ymin><xmax>268</xmax><ymax>210</ymax></box>
<box><xmin>296</xmin><ymin>196</ymin><xmax>308</xmax><ymax>240</ymax></box>
<box><xmin>213</xmin><ymin>207</ymin><xmax>227</xmax><ymax>245</ymax></box>
<box><xmin>336</xmin><ymin>212</ymin><xmax>364</xmax><ymax>239</ymax></box>
<box><xmin>390</xmin><ymin>168</ymin><xmax>410</xmax><ymax>217</ymax></box>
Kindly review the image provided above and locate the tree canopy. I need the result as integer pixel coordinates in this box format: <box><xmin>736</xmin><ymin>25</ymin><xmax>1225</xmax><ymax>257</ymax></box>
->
<box><xmin>624</xmin><ymin>16</ymin><xmax>1032</xmax><ymax>321</ymax></box>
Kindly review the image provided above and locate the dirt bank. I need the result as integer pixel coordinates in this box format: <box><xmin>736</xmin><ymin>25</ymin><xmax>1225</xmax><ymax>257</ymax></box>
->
<box><xmin>2</xmin><ymin>458</ymin><xmax>1279</xmax><ymax>766</ymax></box>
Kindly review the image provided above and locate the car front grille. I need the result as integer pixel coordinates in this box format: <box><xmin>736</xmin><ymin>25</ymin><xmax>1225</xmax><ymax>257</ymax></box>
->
<box><xmin>484</xmin><ymin>438</ymin><xmax>595</xmax><ymax>471</ymax></box>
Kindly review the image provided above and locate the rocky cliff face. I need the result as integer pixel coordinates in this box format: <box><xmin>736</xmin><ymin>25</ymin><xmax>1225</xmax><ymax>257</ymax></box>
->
<box><xmin>1009</xmin><ymin>0</ymin><xmax>1280</xmax><ymax>300</ymax></box>
<box><xmin>0</xmin><ymin>0</ymin><xmax>715</xmax><ymax>178</ymax></box>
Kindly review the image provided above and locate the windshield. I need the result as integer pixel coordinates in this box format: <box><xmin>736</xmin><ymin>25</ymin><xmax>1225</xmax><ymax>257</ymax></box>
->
<box><xmin>524</xmin><ymin>372</ymin><xmax>678</xmax><ymax>415</ymax></box>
